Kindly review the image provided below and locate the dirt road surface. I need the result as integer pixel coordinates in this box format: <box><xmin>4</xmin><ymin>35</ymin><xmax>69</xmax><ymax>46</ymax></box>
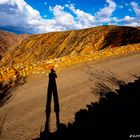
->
<box><xmin>0</xmin><ymin>52</ymin><xmax>140</xmax><ymax>140</ymax></box>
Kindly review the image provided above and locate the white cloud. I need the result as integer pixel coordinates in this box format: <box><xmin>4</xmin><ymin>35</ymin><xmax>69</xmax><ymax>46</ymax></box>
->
<box><xmin>0</xmin><ymin>0</ymin><xmax>42</xmax><ymax>33</ymax></box>
<box><xmin>0</xmin><ymin>0</ymin><xmax>117</xmax><ymax>33</ymax></box>
<box><xmin>66</xmin><ymin>0</ymin><xmax>118</xmax><ymax>26</ymax></box>
<box><xmin>124</xmin><ymin>15</ymin><xmax>134</xmax><ymax>21</ymax></box>
<box><xmin>0</xmin><ymin>0</ymin><xmax>15</xmax><ymax>4</ymax></box>
<box><xmin>131</xmin><ymin>2</ymin><xmax>140</xmax><ymax>16</ymax></box>
<box><xmin>66</xmin><ymin>4</ymin><xmax>96</xmax><ymax>28</ymax></box>
<box><xmin>108</xmin><ymin>12</ymin><xmax>140</xmax><ymax>27</ymax></box>
<box><xmin>95</xmin><ymin>0</ymin><xmax>116</xmax><ymax>23</ymax></box>
<box><xmin>122</xmin><ymin>2</ymin><xmax>140</xmax><ymax>26</ymax></box>
<box><xmin>0</xmin><ymin>0</ymin><xmax>139</xmax><ymax>34</ymax></box>
<box><xmin>125</xmin><ymin>22</ymin><xmax>140</xmax><ymax>26</ymax></box>
<box><xmin>112</xmin><ymin>14</ymin><xmax>140</xmax><ymax>26</ymax></box>
<box><xmin>0</xmin><ymin>0</ymin><xmax>96</xmax><ymax>33</ymax></box>
<box><xmin>0</xmin><ymin>0</ymin><xmax>77</xmax><ymax>33</ymax></box>
<box><xmin>49</xmin><ymin>5</ymin><xmax>75</xmax><ymax>29</ymax></box>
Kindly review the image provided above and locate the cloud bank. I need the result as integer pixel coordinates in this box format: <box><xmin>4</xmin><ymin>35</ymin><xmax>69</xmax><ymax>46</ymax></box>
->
<box><xmin>0</xmin><ymin>0</ymin><xmax>140</xmax><ymax>34</ymax></box>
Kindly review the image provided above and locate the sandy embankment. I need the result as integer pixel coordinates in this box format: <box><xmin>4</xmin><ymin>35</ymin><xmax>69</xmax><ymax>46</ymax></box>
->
<box><xmin>0</xmin><ymin>52</ymin><xmax>140</xmax><ymax>140</ymax></box>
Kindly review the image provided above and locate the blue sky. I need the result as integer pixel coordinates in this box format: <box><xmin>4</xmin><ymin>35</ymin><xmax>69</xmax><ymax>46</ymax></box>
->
<box><xmin>0</xmin><ymin>0</ymin><xmax>140</xmax><ymax>34</ymax></box>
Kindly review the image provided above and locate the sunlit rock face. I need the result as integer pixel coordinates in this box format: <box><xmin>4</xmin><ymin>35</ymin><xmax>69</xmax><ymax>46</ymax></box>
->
<box><xmin>0</xmin><ymin>25</ymin><xmax>140</xmax><ymax>81</ymax></box>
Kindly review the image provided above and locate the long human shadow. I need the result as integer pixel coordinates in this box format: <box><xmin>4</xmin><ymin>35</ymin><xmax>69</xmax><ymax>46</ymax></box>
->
<box><xmin>35</xmin><ymin>74</ymin><xmax>140</xmax><ymax>140</ymax></box>
<box><xmin>44</xmin><ymin>69</ymin><xmax>60</xmax><ymax>133</ymax></box>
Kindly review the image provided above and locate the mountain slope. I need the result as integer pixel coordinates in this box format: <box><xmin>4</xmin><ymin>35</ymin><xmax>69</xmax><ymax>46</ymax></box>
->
<box><xmin>0</xmin><ymin>30</ymin><xmax>16</xmax><ymax>57</ymax></box>
<box><xmin>0</xmin><ymin>30</ymin><xmax>29</xmax><ymax>59</ymax></box>
<box><xmin>1</xmin><ymin>25</ymin><xmax>140</xmax><ymax>66</ymax></box>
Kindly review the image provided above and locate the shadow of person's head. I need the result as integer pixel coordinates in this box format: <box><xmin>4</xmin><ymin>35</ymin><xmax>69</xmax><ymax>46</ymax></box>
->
<box><xmin>51</xmin><ymin>68</ymin><xmax>55</xmax><ymax>73</ymax></box>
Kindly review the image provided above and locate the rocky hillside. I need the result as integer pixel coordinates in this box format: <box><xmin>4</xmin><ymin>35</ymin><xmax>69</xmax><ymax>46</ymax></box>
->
<box><xmin>0</xmin><ymin>30</ymin><xmax>29</xmax><ymax>59</ymax></box>
<box><xmin>1</xmin><ymin>25</ymin><xmax>140</xmax><ymax>66</ymax></box>
<box><xmin>0</xmin><ymin>25</ymin><xmax>140</xmax><ymax>81</ymax></box>
<box><xmin>0</xmin><ymin>30</ymin><xmax>16</xmax><ymax>58</ymax></box>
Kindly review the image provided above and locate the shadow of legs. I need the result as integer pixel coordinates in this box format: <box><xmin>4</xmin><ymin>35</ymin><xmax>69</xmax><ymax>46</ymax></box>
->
<box><xmin>45</xmin><ymin>111</ymin><xmax>51</xmax><ymax>132</ymax></box>
<box><xmin>55</xmin><ymin>112</ymin><xmax>60</xmax><ymax>130</ymax></box>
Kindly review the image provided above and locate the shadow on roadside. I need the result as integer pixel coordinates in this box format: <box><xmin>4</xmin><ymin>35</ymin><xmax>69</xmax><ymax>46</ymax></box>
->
<box><xmin>34</xmin><ymin>73</ymin><xmax>140</xmax><ymax>140</ymax></box>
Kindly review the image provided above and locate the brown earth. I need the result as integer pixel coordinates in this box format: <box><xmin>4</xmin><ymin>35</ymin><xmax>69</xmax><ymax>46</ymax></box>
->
<box><xmin>0</xmin><ymin>30</ymin><xmax>29</xmax><ymax>59</ymax></box>
<box><xmin>0</xmin><ymin>52</ymin><xmax>140</xmax><ymax>140</ymax></box>
<box><xmin>1</xmin><ymin>25</ymin><xmax>140</xmax><ymax>66</ymax></box>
